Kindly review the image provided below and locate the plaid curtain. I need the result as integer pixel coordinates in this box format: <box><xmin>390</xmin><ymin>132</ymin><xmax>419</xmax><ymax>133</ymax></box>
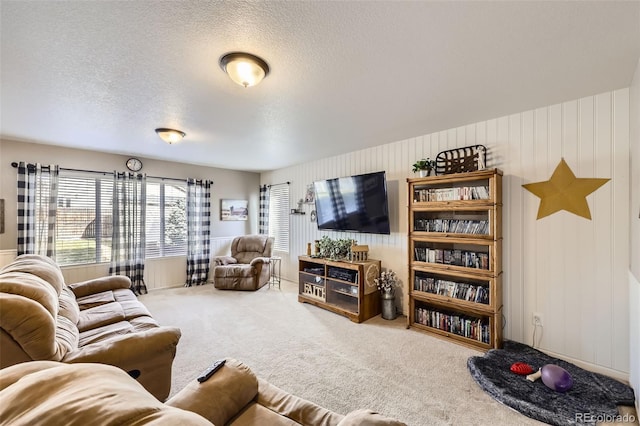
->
<box><xmin>185</xmin><ymin>179</ymin><xmax>212</xmax><ymax>286</ymax></box>
<box><xmin>259</xmin><ymin>184</ymin><xmax>269</xmax><ymax>235</ymax></box>
<box><xmin>16</xmin><ymin>162</ymin><xmax>59</xmax><ymax>257</ymax></box>
<box><xmin>109</xmin><ymin>172</ymin><xmax>147</xmax><ymax>294</ymax></box>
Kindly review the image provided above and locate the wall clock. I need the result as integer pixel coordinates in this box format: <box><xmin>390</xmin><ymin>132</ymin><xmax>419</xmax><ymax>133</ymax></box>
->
<box><xmin>126</xmin><ymin>157</ymin><xmax>143</xmax><ymax>172</ymax></box>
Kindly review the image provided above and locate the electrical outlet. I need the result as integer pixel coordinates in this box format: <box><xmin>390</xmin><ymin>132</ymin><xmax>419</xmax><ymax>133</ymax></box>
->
<box><xmin>532</xmin><ymin>313</ymin><xmax>543</xmax><ymax>327</ymax></box>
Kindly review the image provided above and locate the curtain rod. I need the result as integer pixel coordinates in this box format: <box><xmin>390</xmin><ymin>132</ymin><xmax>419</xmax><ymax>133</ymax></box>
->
<box><xmin>267</xmin><ymin>181</ymin><xmax>290</xmax><ymax>188</ymax></box>
<box><xmin>10</xmin><ymin>162</ymin><xmax>207</xmax><ymax>183</ymax></box>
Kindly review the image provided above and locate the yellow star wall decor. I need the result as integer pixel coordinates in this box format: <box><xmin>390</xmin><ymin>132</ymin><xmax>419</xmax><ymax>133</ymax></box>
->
<box><xmin>522</xmin><ymin>158</ymin><xmax>610</xmax><ymax>220</ymax></box>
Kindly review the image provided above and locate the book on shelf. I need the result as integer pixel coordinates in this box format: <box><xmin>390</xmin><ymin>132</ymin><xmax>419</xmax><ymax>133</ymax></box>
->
<box><xmin>413</xmin><ymin>185</ymin><xmax>490</xmax><ymax>202</ymax></box>
<box><xmin>413</xmin><ymin>248</ymin><xmax>490</xmax><ymax>270</ymax></box>
<box><xmin>413</xmin><ymin>218</ymin><xmax>489</xmax><ymax>234</ymax></box>
<box><xmin>414</xmin><ymin>306</ymin><xmax>490</xmax><ymax>343</ymax></box>
<box><xmin>413</xmin><ymin>276</ymin><xmax>490</xmax><ymax>304</ymax></box>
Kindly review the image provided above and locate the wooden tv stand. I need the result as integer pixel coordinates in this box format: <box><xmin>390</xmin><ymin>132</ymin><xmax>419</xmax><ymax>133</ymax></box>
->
<box><xmin>298</xmin><ymin>256</ymin><xmax>381</xmax><ymax>323</ymax></box>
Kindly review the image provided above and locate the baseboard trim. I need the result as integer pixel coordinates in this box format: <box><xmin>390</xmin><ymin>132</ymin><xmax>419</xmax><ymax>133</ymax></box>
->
<box><xmin>538</xmin><ymin>348</ymin><xmax>629</xmax><ymax>384</ymax></box>
<box><xmin>148</xmin><ymin>283</ymin><xmax>186</xmax><ymax>291</ymax></box>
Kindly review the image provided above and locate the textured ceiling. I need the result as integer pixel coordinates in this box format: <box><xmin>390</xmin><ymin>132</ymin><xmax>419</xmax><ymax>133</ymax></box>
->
<box><xmin>1</xmin><ymin>1</ymin><xmax>639</xmax><ymax>172</ymax></box>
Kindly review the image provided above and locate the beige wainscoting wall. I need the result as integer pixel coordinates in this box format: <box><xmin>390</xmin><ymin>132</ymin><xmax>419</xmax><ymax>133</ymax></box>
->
<box><xmin>0</xmin><ymin>236</ymin><xmax>235</xmax><ymax>291</ymax></box>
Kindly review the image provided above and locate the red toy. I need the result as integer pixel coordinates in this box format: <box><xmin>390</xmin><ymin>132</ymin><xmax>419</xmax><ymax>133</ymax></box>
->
<box><xmin>510</xmin><ymin>362</ymin><xmax>534</xmax><ymax>375</ymax></box>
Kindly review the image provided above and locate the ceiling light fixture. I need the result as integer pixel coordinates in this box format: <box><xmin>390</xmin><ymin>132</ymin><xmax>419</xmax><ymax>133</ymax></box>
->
<box><xmin>219</xmin><ymin>52</ymin><xmax>270</xmax><ymax>88</ymax></box>
<box><xmin>155</xmin><ymin>128</ymin><xmax>186</xmax><ymax>144</ymax></box>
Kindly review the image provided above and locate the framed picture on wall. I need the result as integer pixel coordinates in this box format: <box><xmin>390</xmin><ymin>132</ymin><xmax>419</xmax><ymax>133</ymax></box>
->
<box><xmin>220</xmin><ymin>199</ymin><xmax>248</xmax><ymax>221</ymax></box>
<box><xmin>304</xmin><ymin>184</ymin><xmax>315</xmax><ymax>204</ymax></box>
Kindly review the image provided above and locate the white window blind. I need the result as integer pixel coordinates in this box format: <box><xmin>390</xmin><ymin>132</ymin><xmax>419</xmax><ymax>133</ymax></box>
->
<box><xmin>146</xmin><ymin>181</ymin><xmax>187</xmax><ymax>258</ymax></box>
<box><xmin>268</xmin><ymin>185</ymin><xmax>290</xmax><ymax>252</ymax></box>
<box><xmin>55</xmin><ymin>173</ymin><xmax>113</xmax><ymax>266</ymax></box>
<box><xmin>52</xmin><ymin>173</ymin><xmax>187</xmax><ymax>265</ymax></box>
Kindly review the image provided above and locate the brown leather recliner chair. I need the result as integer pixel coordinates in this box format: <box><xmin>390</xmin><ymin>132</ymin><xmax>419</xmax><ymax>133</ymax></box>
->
<box><xmin>0</xmin><ymin>254</ymin><xmax>180</xmax><ymax>401</ymax></box>
<box><xmin>213</xmin><ymin>235</ymin><xmax>274</xmax><ymax>291</ymax></box>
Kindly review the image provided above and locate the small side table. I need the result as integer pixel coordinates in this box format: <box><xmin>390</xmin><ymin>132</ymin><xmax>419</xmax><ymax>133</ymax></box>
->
<box><xmin>269</xmin><ymin>256</ymin><xmax>282</xmax><ymax>288</ymax></box>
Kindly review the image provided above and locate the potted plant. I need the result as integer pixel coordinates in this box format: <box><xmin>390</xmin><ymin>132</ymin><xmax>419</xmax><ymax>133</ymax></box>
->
<box><xmin>317</xmin><ymin>236</ymin><xmax>353</xmax><ymax>260</ymax></box>
<box><xmin>374</xmin><ymin>270</ymin><xmax>399</xmax><ymax>320</ymax></box>
<box><xmin>412</xmin><ymin>158</ymin><xmax>436</xmax><ymax>177</ymax></box>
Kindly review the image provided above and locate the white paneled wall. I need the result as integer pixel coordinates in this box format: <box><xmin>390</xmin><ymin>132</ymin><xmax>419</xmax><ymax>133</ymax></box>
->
<box><xmin>262</xmin><ymin>88</ymin><xmax>630</xmax><ymax>376</ymax></box>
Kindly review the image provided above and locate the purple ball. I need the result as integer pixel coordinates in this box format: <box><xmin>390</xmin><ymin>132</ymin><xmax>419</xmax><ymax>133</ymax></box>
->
<box><xmin>541</xmin><ymin>364</ymin><xmax>573</xmax><ymax>392</ymax></box>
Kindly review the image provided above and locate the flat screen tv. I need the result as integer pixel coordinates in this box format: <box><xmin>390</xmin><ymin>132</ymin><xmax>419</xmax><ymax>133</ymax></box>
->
<box><xmin>313</xmin><ymin>171</ymin><xmax>391</xmax><ymax>234</ymax></box>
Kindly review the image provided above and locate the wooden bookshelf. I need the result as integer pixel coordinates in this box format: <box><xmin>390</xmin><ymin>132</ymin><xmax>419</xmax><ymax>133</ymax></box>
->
<box><xmin>407</xmin><ymin>169</ymin><xmax>503</xmax><ymax>350</ymax></box>
<box><xmin>298</xmin><ymin>256</ymin><xmax>381</xmax><ymax>323</ymax></box>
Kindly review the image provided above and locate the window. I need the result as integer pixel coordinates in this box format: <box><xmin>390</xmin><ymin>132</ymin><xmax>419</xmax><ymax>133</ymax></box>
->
<box><xmin>268</xmin><ymin>185</ymin><xmax>290</xmax><ymax>252</ymax></box>
<box><xmin>55</xmin><ymin>173</ymin><xmax>113</xmax><ymax>266</ymax></box>
<box><xmin>51</xmin><ymin>172</ymin><xmax>187</xmax><ymax>265</ymax></box>
<box><xmin>146</xmin><ymin>181</ymin><xmax>187</xmax><ymax>258</ymax></box>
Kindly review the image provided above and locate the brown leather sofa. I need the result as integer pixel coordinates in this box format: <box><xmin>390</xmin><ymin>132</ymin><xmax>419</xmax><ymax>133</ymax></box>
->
<box><xmin>0</xmin><ymin>359</ymin><xmax>406</xmax><ymax>426</ymax></box>
<box><xmin>213</xmin><ymin>235</ymin><xmax>274</xmax><ymax>291</ymax></box>
<box><xmin>0</xmin><ymin>254</ymin><xmax>180</xmax><ymax>401</ymax></box>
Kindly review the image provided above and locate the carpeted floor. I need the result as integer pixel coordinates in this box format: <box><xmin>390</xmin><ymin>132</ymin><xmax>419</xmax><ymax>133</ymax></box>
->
<box><xmin>139</xmin><ymin>280</ymin><xmax>632</xmax><ymax>426</ymax></box>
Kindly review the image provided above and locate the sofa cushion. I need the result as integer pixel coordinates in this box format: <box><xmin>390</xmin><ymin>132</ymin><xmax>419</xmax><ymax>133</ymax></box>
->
<box><xmin>129</xmin><ymin>315</ymin><xmax>160</xmax><ymax>331</ymax></box>
<box><xmin>0</xmin><ymin>272</ymin><xmax>59</xmax><ymax>317</ymax></box>
<box><xmin>78</xmin><ymin>316</ymin><xmax>161</xmax><ymax>347</ymax></box>
<box><xmin>229</xmin><ymin>402</ymin><xmax>301</xmax><ymax>426</ymax></box>
<box><xmin>234</xmin><ymin>235</ymin><xmax>269</xmax><ymax>255</ymax></box>
<box><xmin>76</xmin><ymin>290</ymin><xmax>116</xmax><ymax>310</ymax></box>
<box><xmin>0</xmin><ymin>268</ymin><xmax>79</xmax><ymax>362</ymax></box>
<box><xmin>0</xmin><ymin>362</ymin><xmax>210</xmax><ymax>425</ymax></box>
<box><xmin>78</xmin><ymin>320</ymin><xmax>134</xmax><ymax>346</ymax></box>
<box><xmin>58</xmin><ymin>287</ymin><xmax>80</xmax><ymax>323</ymax></box>
<box><xmin>55</xmin><ymin>315</ymin><xmax>79</xmax><ymax>355</ymax></box>
<box><xmin>114</xmin><ymin>288</ymin><xmax>153</xmax><ymax>318</ymax></box>
<box><xmin>77</xmin><ymin>301</ymin><xmax>125</xmax><ymax>332</ymax></box>
<box><xmin>232</xmin><ymin>235</ymin><xmax>271</xmax><ymax>265</ymax></box>
<box><xmin>0</xmin><ymin>254</ymin><xmax>65</xmax><ymax>295</ymax></box>
<box><xmin>0</xmin><ymin>293</ymin><xmax>67</xmax><ymax>361</ymax></box>
<box><xmin>215</xmin><ymin>265</ymin><xmax>255</xmax><ymax>278</ymax></box>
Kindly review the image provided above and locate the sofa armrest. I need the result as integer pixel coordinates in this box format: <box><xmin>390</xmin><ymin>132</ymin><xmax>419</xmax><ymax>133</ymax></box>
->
<box><xmin>256</xmin><ymin>378</ymin><xmax>345</xmax><ymax>425</ymax></box>
<box><xmin>166</xmin><ymin>358</ymin><xmax>258</xmax><ymax>426</ymax></box>
<box><xmin>250</xmin><ymin>256</ymin><xmax>270</xmax><ymax>266</ymax></box>
<box><xmin>68</xmin><ymin>275</ymin><xmax>132</xmax><ymax>298</ymax></box>
<box><xmin>338</xmin><ymin>409</ymin><xmax>407</xmax><ymax>426</ymax></box>
<box><xmin>213</xmin><ymin>256</ymin><xmax>237</xmax><ymax>266</ymax></box>
<box><xmin>62</xmin><ymin>326</ymin><xmax>181</xmax><ymax>366</ymax></box>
